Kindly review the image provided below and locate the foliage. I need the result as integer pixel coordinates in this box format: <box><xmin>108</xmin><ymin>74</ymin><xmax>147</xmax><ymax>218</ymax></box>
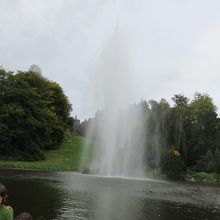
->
<box><xmin>72</xmin><ymin>118</ymin><xmax>92</xmax><ymax>136</ymax></box>
<box><xmin>1</xmin><ymin>65</ymin><xmax>220</xmax><ymax>178</ymax></box>
<box><xmin>77</xmin><ymin>92</ymin><xmax>220</xmax><ymax>179</ymax></box>
<box><xmin>160</xmin><ymin>148</ymin><xmax>186</xmax><ymax>179</ymax></box>
<box><xmin>185</xmin><ymin>93</ymin><xmax>219</xmax><ymax>166</ymax></box>
<box><xmin>0</xmin><ymin>67</ymin><xmax>72</xmax><ymax>160</ymax></box>
<box><xmin>126</xmin><ymin>93</ymin><xmax>220</xmax><ymax>179</ymax></box>
<box><xmin>196</xmin><ymin>149</ymin><xmax>220</xmax><ymax>174</ymax></box>
<box><xmin>29</xmin><ymin>64</ymin><xmax>42</xmax><ymax>75</ymax></box>
<box><xmin>0</xmin><ymin>135</ymin><xmax>84</xmax><ymax>171</ymax></box>
<box><xmin>172</xmin><ymin>94</ymin><xmax>189</xmax><ymax>107</ymax></box>
<box><xmin>191</xmin><ymin>172</ymin><xmax>219</xmax><ymax>184</ymax></box>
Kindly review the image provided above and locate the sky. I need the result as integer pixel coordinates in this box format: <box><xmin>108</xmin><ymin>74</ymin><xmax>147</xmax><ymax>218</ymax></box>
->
<box><xmin>1</xmin><ymin>0</ymin><xmax>220</xmax><ymax>120</ymax></box>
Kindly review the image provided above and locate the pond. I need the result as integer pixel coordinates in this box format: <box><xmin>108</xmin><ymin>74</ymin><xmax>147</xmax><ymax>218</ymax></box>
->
<box><xmin>0</xmin><ymin>169</ymin><xmax>220</xmax><ymax>220</ymax></box>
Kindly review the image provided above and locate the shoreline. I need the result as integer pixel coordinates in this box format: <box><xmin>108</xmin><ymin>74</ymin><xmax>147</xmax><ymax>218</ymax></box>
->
<box><xmin>0</xmin><ymin>166</ymin><xmax>219</xmax><ymax>187</ymax></box>
<box><xmin>0</xmin><ymin>135</ymin><xmax>84</xmax><ymax>172</ymax></box>
<box><xmin>0</xmin><ymin>134</ymin><xmax>219</xmax><ymax>186</ymax></box>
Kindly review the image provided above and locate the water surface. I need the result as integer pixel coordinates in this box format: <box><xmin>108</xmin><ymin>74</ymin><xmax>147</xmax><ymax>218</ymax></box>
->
<box><xmin>0</xmin><ymin>169</ymin><xmax>220</xmax><ymax>220</ymax></box>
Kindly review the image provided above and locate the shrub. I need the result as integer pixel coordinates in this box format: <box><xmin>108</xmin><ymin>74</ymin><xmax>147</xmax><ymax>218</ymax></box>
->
<box><xmin>215</xmin><ymin>149</ymin><xmax>220</xmax><ymax>174</ymax></box>
<box><xmin>192</xmin><ymin>172</ymin><xmax>217</xmax><ymax>184</ymax></box>
<box><xmin>196</xmin><ymin>149</ymin><xmax>220</xmax><ymax>174</ymax></box>
<box><xmin>160</xmin><ymin>149</ymin><xmax>185</xmax><ymax>179</ymax></box>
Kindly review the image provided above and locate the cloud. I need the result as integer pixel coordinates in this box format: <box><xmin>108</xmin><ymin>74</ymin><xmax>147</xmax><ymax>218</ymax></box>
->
<box><xmin>0</xmin><ymin>0</ymin><xmax>220</xmax><ymax>118</ymax></box>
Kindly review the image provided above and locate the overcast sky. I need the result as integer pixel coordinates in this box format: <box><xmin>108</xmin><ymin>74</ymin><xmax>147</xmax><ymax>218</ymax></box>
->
<box><xmin>1</xmin><ymin>0</ymin><xmax>220</xmax><ymax>119</ymax></box>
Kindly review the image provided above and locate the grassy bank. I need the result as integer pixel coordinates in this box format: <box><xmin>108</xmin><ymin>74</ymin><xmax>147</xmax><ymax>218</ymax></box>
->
<box><xmin>189</xmin><ymin>172</ymin><xmax>220</xmax><ymax>184</ymax></box>
<box><xmin>1</xmin><ymin>135</ymin><xmax>219</xmax><ymax>186</ymax></box>
<box><xmin>0</xmin><ymin>135</ymin><xmax>84</xmax><ymax>171</ymax></box>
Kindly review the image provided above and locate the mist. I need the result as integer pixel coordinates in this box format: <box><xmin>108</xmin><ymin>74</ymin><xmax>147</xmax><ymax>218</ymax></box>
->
<box><xmin>81</xmin><ymin>28</ymin><xmax>146</xmax><ymax>177</ymax></box>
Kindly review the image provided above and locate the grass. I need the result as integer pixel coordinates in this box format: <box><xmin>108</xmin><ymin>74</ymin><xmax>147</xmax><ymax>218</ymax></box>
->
<box><xmin>0</xmin><ymin>135</ymin><xmax>85</xmax><ymax>171</ymax></box>
<box><xmin>191</xmin><ymin>172</ymin><xmax>220</xmax><ymax>184</ymax></box>
<box><xmin>1</xmin><ymin>136</ymin><xmax>219</xmax><ymax>186</ymax></box>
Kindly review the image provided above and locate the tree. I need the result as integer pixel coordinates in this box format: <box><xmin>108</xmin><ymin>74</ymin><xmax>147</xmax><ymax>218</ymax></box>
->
<box><xmin>47</xmin><ymin>81</ymin><xmax>72</xmax><ymax>124</ymax></box>
<box><xmin>29</xmin><ymin>64</ymin><xmax>42</xmax><ymax>75</ymax></box>
<box><xmin>144</xmin><ymin>99</ymin><xmax>171</xmax><ymax>169</ymax></box>
<box><xmin>172</xmin><ymin>94</ymin><xmax>189</xmax><ymax>107</ymax></box>
<box><xmin>0</xmin><ymin>67</ymin><xmax>72</xmax><ymax>160</ymax></box>
<box><xmin>185</xmin><ymin>93</ymin><xmax>219</xmax><ymax>166</ymax></box>
<box><xmin>160</xmin><ymin>148</ymin><xmax>185</xmax><ymax>179</ymax></box>
<box><xmin>165</xmin><ymin>94</ymin><xmax>189</xmax><ymax>164</ymax></box>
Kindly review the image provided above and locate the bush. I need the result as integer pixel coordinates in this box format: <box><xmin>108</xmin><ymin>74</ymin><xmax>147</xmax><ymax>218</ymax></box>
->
<box><xmin>196</xmin><ymin>149</ymin><xmax>220</xmax><ymax>174</ymax></box>
<box><xmin>160</xmin><ymin>149</ymin><xmax>186</xmax><ymax>179</ymax></box>
<box><xmin>215</xmin><ymin>149</ymin><xmax>220</xmax><ymax>173</ymax></box>
<box><xmin>192</xmin><ymin>172</ymin><xmax>218</xmax><ymax>184</ymax></box>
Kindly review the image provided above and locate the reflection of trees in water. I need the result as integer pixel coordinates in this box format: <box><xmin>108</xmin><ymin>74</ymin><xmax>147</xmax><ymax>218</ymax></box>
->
<box><xmin>1</xmin><ymin>171</ymin><xmax>96</xmax><ymax>220</ymax></box>
<box><xmin>1</xmin><ymin>170</ymin><xmax>220</xmax><ymax>220</ymax></box>
<box><xmin>3</xmin><ymin>177</ymin><xmax>64</xmax><ymax>219</ymax></box>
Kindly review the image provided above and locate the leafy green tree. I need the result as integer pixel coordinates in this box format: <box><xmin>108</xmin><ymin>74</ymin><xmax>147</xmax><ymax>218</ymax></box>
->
<box><xmin>165</xmin><ymin>94</ymin><xmax>189</xmax><ymax>164</ymax></box>
<box><xmin>196</xmin><ymin>150</ymin><xmax>215</xmax><ymax>172</ymax></box>
<box><xmin>158</xmin><ymin>99</ymin><xmax>170</xmax><ymax>151</ymax></box>
<box><xmin>185</xmin><ymin>93</ymin><xmax>219</xmax><ymax>166</ymax></box>
<box><xmin>144</xmin><ymin>99</ymin><xmax>171</xmax><ymax>169</ymax></box>
<box><xmin>0</xmin><ymin>67</ymin><xmax>72</xmax><ymax>160</ymax></box>
<box><xmin>196</xmin><ymin>149</ymin><xmax>220</xmax><ymax>173</ymax></box>
<box><xmin>48</xmin><ymin>81</ymin><xmax>72</xmax><ymax>125</ymax></box>
<box><xmin>172</xmin><ymin>94</ymin><xmax>189</xmax><ymax>107</ymax></box>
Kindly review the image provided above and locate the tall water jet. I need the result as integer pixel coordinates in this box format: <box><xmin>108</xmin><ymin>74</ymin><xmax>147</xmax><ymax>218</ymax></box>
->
<box><xmin>81</xmin><ymin>29</ymin><xmax>146</xmax><ymax>178</ymax></box>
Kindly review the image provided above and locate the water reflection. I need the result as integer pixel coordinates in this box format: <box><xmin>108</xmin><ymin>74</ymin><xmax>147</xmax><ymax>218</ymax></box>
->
<box><xmin>0</xmin><ymin>170</ymin><xmax>220</xmax><ymax>220</ymax></box>
<box><xmin>1</xmin><ymin>170</ymin><xmax>64</xmax><ymax>219</ymax></box>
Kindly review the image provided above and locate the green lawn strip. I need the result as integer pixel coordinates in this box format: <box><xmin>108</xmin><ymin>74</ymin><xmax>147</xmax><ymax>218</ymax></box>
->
<box><xmin>191</xmin><ymin>172</ymin><xmax>220</xmax><ymax>184</ymax></box>
<box><xmin>0</xmin><ymin>135</ymin><xmax>85</xmax><ymax>171</ymax></box>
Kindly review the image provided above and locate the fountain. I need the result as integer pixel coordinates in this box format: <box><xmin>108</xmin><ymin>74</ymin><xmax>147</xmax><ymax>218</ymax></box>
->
<box><xmin>81</xmin><ymin>29</ymin><xmax>146</xmax><ymax>178</ymax></box>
